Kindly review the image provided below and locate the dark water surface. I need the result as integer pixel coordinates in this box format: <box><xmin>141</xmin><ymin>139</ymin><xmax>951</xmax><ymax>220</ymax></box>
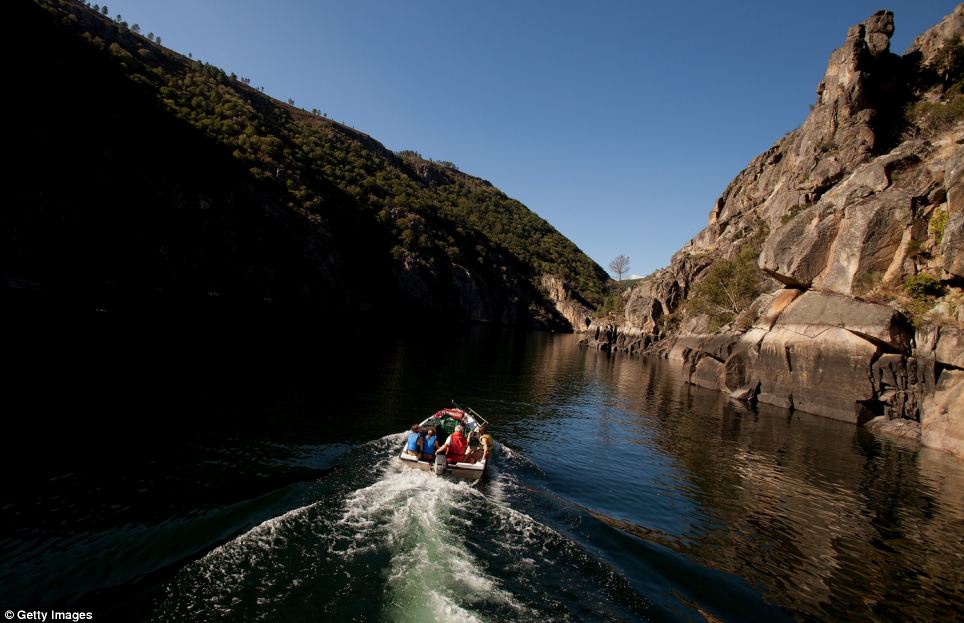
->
<box><xmin>2</xmin><ymin>317</ymin><xmax>962</xmax><ymax>622</ymax></box>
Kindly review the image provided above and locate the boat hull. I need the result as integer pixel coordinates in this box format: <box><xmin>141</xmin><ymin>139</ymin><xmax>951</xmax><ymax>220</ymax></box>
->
<box><xmin>399</xmin><ymin>452</ymin><xmax>486</xmax><ymax>481</ymax></box>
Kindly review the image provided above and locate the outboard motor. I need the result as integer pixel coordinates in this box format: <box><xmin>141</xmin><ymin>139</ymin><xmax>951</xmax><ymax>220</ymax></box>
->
<box><xmin>433</xmin><ymin>453</ymin><xmax>447</xmax><ymax>476</ymax></box>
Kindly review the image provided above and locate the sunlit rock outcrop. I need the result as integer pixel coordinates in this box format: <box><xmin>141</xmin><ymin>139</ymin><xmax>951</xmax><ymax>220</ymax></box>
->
<box><xmin>575</xmin><ymin>6</ymin><xmax>964</xmax><ymax>456</ymax></box>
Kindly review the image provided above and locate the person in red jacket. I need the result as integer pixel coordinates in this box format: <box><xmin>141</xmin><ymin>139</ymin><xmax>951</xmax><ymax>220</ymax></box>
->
<box><xmin>436</xmin><ymin>424</ymin><xmax>468</xmax><ymax>464</ymax></box>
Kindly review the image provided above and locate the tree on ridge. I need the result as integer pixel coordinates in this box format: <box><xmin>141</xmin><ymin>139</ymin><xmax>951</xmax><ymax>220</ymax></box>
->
<box><xmin>609</xmin><ymin>254</ymin><xmax>630</xmax><ymax>283</ymax></box>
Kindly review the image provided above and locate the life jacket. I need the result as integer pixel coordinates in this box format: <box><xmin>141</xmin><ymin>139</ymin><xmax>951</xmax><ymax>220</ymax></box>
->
<box><xmin>421</xmin><ymin>435</ymin><xmax>437</xmax><ymax>459</ymax></box>
<box><xmin>406</xmin><ymin>431</ymin><xmax>421</xmax><ymax>453</ymax></box>
<box><xmin>446</xmin><ymin>432</ymin><xmax>468</xmax><ymax>463</ymax></box>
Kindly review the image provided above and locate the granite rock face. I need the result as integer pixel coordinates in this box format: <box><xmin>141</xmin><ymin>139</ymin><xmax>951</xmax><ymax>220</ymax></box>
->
<box><xmin>541</xmin><ymin>275</ymin><xmax>593</xmax><ymax>331</ymax></box>
<box><xmin>906</xmin><ymin>4</ymin><xmax>964</xmax><ymax>68</ymax></box>
<box><xmin>671</xmin><ymin>291</ymin><xmax>915</xmax><ymax>422</ymax></box>
<box><xmin>761</xmin><ymin>143</ymin><xmax>942</xmax><ymax>294</ymax></box>
<box><xmin>573</xmin><ymin>7</ymin><xmax>964</xmax><ymax>456</ymax></box>
<box><xmin>921</xmin><ymin>370</ymin><xmax>964</xmax><ymax>458</ymax></box>
<box><xmin>942</xmin><ymin>146</ymin><xmax>964</xmax><ymax>279</ymax></box>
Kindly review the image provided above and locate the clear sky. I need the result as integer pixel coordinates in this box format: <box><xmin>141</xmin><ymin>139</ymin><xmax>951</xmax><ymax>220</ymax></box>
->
<box><xmin>104</xmin><ymin>0</ymin><xmax>958</xmax><ymax>277</ymax></box>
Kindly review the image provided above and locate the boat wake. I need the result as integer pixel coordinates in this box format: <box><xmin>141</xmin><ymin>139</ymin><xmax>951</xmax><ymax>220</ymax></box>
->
<box><xmin>150</xmin><ymin>434</ymin><xmax>653</xmax><ymax>622</ymax></box>
<box><xmin>338</xmin><ymin>467</ymin><xmax>529</xmax><ymax>622</ymax></box>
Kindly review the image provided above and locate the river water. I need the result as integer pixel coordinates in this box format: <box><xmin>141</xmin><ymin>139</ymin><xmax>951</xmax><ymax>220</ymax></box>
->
<box><xmin>2</xmin><ymin>316</ymin><xmax>962</xmax><ymax>622</ymax></box>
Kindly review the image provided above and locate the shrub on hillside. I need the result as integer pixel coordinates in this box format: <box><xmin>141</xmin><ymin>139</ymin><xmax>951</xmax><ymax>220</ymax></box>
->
<box><xmin>596</xmin><ymin>289</ymin><xmax>625</xmax><ymax>317</ymax></box>
<box><xmin>903</xmin><ymin>273</ymin><xmax>945</xmax><ymax>300</ymax></box>
<box><xmin>907</xmin><ymin>96</ymin><xmax>964</xmax><ymax>136</ymax></box>
<box><xmin>687</xmin><ymin>245</ymin><xmax>763</xmax><ymax>331</ymax></box>
<box><xmin>931</xmin><ymin>209</ymin><xmax>949</xmax><ymax>246</ymax></box>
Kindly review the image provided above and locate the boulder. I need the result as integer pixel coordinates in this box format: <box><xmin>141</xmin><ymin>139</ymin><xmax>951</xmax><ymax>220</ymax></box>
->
<box><xmin>691</xmin><ymin>356</ymin><xmax>725</xmax><ymax>391</ymax></box>
<box><xmin>759</xmin><ymin>204</ymin><xmax>841</xmax><ymax>287</ymax></box>
<box><xmin>872</xmin><ymin>353</ymin><xmax>908</xmax><ymax>389</ymax></box>
<box><xmin>753</xmin><ymin>288</ymin><xmax>803</xmax><ymax>330</ymax></box>
<box><xmin>774</xmin><ymin>290</ymin><xmax>913</xmax><ymax>352</ymax></box>
<box><xmin>762</xmin><ymin>144</ymin><xmax>931</xmax><ymax>295</ymax></box>
<box><xmin>622</xmin><ymin>266</ymin><xmax>693</xmax><ymax>335</ymax></box>
<box><xmin>623</xmin><ymin>293</ymin><xmax>662</xmax><ymax>335</ymax></box>
<box><xmin>870</xmin><ymin>353</ymin><xmax>924</xmax><ymax>421</ymax></box>
<box><xmin>722</xmin><ymin>328</ymin><xmax>768</xmax><ymax>398</ymax></box>
<box><xmin>865</xmin><ymin>415</ymin><xmax>922</xmax><ymax>444</ymax></box>
<box><xmin>813</xmin><ymin>192</ymin><xmax>915</xmax><ymax>296</ymax></box>
<box><xmin>934</xmin><ymin>326</ymin><xmax>964</xmax><ymax>368</ymax></box>
<box><xmin>667</xmin><ymin>333</ymin><xmax>739</xmax><ymax>364</ymax></box>
<box><xmin>942</xmin><ymin>147</ymin><xmax>964</xmax><ymax>279</ymax></box>
<box><xmin>755</xmin><ymin>324</ymin><xmax>879</xmax><ymax>422</ymax></box>
<box><xmin>921</xmin><ymin>369</ymin><xmax>964</xmax><ymax>459</ymax></box>
<box><xmin>745</xmin><ymin>291</ymin><xmax>914</xmax><ymax>421</ymax></box>
<box><xmin>943</xmin><ymin>210</ymin><xmax>964</xmax><ymax>279</ymax></box>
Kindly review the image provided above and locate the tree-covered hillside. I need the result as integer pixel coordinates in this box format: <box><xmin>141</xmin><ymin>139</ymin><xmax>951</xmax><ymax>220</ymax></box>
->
<box><xmin>4</xmin><ymin>0</ymin><xmax>608</xmax><ymax>325</ymax></box>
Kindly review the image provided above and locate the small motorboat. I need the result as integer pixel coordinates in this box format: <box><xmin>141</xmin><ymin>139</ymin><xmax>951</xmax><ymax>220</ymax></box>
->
<box><xmin>399</xmin><ymin>404</ymin><xmax>492</xmax><ymax>481</ymax></box>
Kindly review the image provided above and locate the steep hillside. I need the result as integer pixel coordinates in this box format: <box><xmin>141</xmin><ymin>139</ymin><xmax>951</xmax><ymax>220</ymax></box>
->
<box><xmin>3</xmin><ymin>0</ymin><xmax>608</xmax><ymax>325</ymax></box>
<box><xmin>571</xmin><ymin>7</ymin><xmax>964</xmax><ymax>456</ymax></box>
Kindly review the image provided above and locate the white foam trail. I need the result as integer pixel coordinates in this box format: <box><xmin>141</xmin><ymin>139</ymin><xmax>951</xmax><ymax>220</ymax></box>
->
<box><xmin>152</xmin><ymin>433</ymin><xmax>409</xmax><ymax>620</ymax></box>
<box><xmin>335</xmin><ymin>464</ymin><xmax>530</xmax><ymax>621</ymax></box>
<box><xmin>153</xmin><ymin>433</ymin><xmax>586</xmax><ymax>621</ymax></box>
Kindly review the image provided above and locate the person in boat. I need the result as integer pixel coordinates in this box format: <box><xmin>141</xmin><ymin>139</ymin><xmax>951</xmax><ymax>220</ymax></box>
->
<box><xmin>420</xmin><ymin>427</ymin><xmax>438</xmax><ymax>462</ymax></box>
<box><xmin>404</xmin><ymin>424</ymin><xmax>422</xmax><ymax>457</ymax></box>
<box><xmin>436</xmin><ymin>424</ymin><xmax>468</xmax><ymax>464</ymax></box>
<box><xmin>468</xmin><ymin>426</ymin><xmax>493</xmax><ymax>463</ymax></box>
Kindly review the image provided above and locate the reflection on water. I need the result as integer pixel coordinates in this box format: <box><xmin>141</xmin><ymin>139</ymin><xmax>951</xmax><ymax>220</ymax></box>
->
<box><xmin>1</xmin><ymin>319</ymin><xmax>962</xmax><ymax>621</ymax></box>
<box><xmin>503</xmin><ymin>335</ymin><xmax>964</xmax><ymax>622</ymax></box>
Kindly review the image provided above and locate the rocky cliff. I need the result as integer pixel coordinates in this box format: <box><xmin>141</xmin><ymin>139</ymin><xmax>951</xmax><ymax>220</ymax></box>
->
<box><xmin>564</xmin><ymin>7</ymin><xmax>964</xmax><ymax>457</ymax></box>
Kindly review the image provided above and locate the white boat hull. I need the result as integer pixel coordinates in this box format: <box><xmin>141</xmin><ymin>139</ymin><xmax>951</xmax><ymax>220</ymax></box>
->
<box><xmin>399</xmin><ymin>452</ymin><xmax>486</xmax><ymax>481</ymax></box>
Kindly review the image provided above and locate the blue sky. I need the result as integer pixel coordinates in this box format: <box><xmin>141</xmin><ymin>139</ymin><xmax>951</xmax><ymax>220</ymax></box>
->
<box><xmin>105</xmin><ymin>0</ymin><xmax>958</xmax><ymax>277</ymax></box>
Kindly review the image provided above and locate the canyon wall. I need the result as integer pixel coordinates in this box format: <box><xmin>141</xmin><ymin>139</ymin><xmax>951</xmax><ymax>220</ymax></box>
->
<box><xmin>550</xmin><ymin>7</ymin><xmax>964</xmax><ymax>457</ymax></box>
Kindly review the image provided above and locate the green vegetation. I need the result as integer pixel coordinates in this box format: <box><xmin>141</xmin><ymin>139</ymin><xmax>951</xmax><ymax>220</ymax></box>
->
<box><xmin>596</xmin><ymin>288</ymin><xmax>625</xmax><ymax>317</ymax></box>
<box><xmin>899</xmin><ymin>272</ymin><xmax>945</xmax><ymax>328</ymax></box>
<box><xmin>395</xmin><ymin>152</ymin><xmax>609</xmax><ymax>303</ymax></box>
<box><xmin>930</xmin><ymin>209</ymin><xmax>949</xmax><ymax>246</ymax></box>
<box><xmin>30</xmin><ymin>0</ymin><xmax>608</xmax><ymax>312</ymax></box>
<box><xmin>905</xmin><ymin>38</ymin><xmax>964</xmax><ymax>136</ymax></box>
<box><xmin>902</xmin><ymin>273</ymin><xmax>945</xmax><ymax>299</ymax></box>
<box><xmin>906</xmin><ymin>97</ymin><xmax>964</xmax><ymax>135</ymax></box>
<box><xmin>687</xmin><ymin>245</ymin><xmax>764</xmax><ymax>331</ymax></box>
